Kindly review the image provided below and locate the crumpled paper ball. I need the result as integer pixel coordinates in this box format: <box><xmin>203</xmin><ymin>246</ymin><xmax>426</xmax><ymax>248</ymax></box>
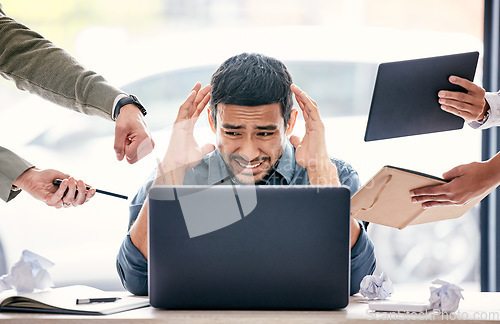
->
<box><xmin>429</xmin><ymin>279</ymin><xmax>464</xmax><ymax>313</ymax></box>
<box><xmin>0</xmin><ymin>250</ymin><xmax>54</xmax><ymax>293</ymax></box>
<box><xmin>360</xmin><ymin>272</ymin><xmax>394</xmax><ymax>300</ymax></box>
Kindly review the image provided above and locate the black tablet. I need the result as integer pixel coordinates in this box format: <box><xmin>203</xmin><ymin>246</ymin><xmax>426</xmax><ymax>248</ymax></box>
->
<box><xmin>364</xmin><ymin>51</ymin><xmax>479</xmax><ymax>141</ymax></box>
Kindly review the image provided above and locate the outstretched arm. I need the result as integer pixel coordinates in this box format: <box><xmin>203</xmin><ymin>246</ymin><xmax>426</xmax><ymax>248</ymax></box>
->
<box><xmin>410</xmin><ymin>152</ymin><xmax>500</xmax><ymax>208</ymax></box>
<box><xmin>13</xmin><ymin>168</ymin><xmax>96</xmax><ymax>208</ymax></box>
<box><xmin>0</xmin><ymin>5</ymin><xmax>154</xmax><ymax>163</ymax></box>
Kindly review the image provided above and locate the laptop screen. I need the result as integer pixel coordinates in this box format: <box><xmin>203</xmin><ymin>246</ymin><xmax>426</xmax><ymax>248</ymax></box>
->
<box><xmin>148</xmin><ymin>185</ymin><xmax>351</xmax><ymax>310</ymax></box>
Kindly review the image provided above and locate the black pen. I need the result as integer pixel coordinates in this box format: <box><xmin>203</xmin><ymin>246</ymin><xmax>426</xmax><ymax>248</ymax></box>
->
<box><xmin>53</xmin><ymin>179</ymin><xmax>128</xmax><ymax>200</ymax></box>
<box><xmin>76</xmin><ymin>297</ymin><xmax>121</xmax><ymax>305</ymax></box>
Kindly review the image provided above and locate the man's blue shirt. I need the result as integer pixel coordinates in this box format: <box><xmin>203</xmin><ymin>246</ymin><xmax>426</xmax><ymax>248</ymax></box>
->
<box><xmin>116</xmin><ymin>140</ymin><xmax>376</xmax><ymax>296</ymax></box>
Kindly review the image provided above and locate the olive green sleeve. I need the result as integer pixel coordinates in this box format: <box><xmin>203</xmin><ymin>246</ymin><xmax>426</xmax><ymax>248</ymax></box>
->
<box><xmin>0</xmin><ymin>146</ymin><xmax>33</xmax><ymax>202</ymax></box>
<box><xmin>0</xmin><ymin>3</ymin><xmax>125</xmax><ymax>120</ymax></box>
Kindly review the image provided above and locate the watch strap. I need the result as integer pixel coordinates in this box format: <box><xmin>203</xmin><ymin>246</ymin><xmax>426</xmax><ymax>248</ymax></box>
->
<box><xmin>113</xmin><ymin>94</ymin><xmax>147</xmax><ymax>120</ymax></box>
<box><xmin>477</xmin><ymin>108</ymin><xmax>490</xmax><ymax>125</ymax></box>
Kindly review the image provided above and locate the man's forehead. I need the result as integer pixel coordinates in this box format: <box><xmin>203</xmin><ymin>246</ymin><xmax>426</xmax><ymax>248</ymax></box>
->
<box><xmin>217</xmin><ymin>103</ymin><xmax>283</xmax><ymax>125</ymax></box>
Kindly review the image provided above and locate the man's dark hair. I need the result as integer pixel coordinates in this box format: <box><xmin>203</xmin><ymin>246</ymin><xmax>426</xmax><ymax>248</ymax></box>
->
<box><xmin>210</xmin><ymin>53</ymin><xmax>293</xmax><ymax>127</ymax></box>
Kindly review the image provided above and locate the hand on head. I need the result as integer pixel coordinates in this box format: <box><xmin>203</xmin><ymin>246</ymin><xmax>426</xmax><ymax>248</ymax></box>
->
<box><xmin>289</xmin><ymin>84</ymin><xmax>340</xmax><ymax>186</ymax></box>
<box><xmin>289</xmin><ymin>84</ymin><xmax>329</xmax><ymax>168</ymax></box>
<box><xmin>157</xmin><ymin>83</ymin><xmax>215</xmax><ymax>184</ymax></box>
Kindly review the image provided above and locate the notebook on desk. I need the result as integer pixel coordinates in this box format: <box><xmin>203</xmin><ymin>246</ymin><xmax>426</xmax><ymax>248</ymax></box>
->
<box><xmin>0</xmin><ymin>285</ymin><xmax>149</xmax><ymax>315</ymax></box>
<box><xmin>148</xmin><ymin>185</ymin><xmax>351</xmax><ymax>310</ymax></box>
<box><xmin>364</xmin><ymin>51</ymin><xmax>479</xmax><ymax>141</ymax></box>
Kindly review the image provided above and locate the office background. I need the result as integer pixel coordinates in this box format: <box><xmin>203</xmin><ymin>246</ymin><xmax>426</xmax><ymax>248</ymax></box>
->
<box><xmin>0</xmin><ymin>0</ymin><xmax>491</xmax><ymax>291</ymax></box>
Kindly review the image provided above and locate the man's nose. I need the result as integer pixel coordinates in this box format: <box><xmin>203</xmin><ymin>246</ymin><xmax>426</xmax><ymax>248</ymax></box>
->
<box><xmin>238</xmin><ymin>137</ymin><xmax>260</xmax><ymax>162</ymax></box>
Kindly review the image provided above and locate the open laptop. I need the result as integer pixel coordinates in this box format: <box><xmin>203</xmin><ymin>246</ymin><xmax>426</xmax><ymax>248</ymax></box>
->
<box><xmin>148</xmin><ymin>185</ymin><xmax>351</xmax><ymax>310</ymax></box>
<box><xmin>364</xmin><ymin>51</ymin><xmax>479</xmax><ymax>141</ymax></box>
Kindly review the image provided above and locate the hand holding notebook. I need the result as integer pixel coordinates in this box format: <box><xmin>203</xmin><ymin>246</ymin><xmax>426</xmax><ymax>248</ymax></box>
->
<box><xmin>351</xmin><ymin>166</ymin><xmax>494</xmax><ymax>229</ymax></box>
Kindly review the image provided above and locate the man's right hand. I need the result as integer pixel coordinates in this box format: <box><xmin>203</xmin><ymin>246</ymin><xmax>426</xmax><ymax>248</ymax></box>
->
<box><xmin>438</xmin><ymin>76</ymin><xmax>489</xmax><ymax>124</ymax></box>
<box><xmin>157</xmin><ymin>82</ymin><xmax>215</xmax><ymax>185</ymax></box>
<box><xmin>130</xmin><ymin>83</ymin><xmax>215</xmax><ymax>259</ymax></box>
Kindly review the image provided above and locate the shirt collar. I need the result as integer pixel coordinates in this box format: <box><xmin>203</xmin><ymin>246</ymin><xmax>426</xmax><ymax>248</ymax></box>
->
<box><xmin>204</xmin><ymin>139</ymin><xmax>296</xmax><ymax>185</ymax></box>
<box><xmin>271</xmin><ymin>139</ymin><xmax>295</xmax><ymax>184</ymax></box>
<box><xmin>206</xmin><ymin>151</ymin><xmax>232</xmax><ymax>185</ymax></box>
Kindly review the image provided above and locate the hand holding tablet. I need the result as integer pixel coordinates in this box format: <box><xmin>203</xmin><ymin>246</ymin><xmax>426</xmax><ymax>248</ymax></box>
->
<box><xmin>364</xmin><ymin>51</ymin><xmax>480</xmax><ymax>141</ymax></box>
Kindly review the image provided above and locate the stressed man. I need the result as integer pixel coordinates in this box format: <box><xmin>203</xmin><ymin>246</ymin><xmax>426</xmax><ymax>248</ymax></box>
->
<box><xmin>116</xmin><ymin>53</ymin><xmax>376</xmax><ymax>296</ymax></box>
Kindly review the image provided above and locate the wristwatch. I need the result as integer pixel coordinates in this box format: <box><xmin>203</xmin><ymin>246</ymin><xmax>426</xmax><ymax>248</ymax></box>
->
<box><xmin>477</xmin><ymin>108</ymin><xmax>490</xmax><ymax>125</ymax></box>
<box><xmin>113</xmin><ymin>94</ymin><xmax>147</xmax><ymax>120</ymax></box>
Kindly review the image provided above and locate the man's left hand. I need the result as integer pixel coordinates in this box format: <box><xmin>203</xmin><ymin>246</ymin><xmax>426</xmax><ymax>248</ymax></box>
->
<box><xmin>289</xmin><ymin>84</ymin><xmax>340</xmax><ymax>186</ymax></box>
<box><xmin>114</xmin><ymin>104</ymin><xmax>155</xmax><ymax>164</ymax></box>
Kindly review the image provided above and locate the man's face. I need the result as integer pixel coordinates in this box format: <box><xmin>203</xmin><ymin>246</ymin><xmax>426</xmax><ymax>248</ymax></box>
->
<box><xmin>208</xmin><ymin>103</ymin><xmax>296</xmax><ymax>184</ymax></box>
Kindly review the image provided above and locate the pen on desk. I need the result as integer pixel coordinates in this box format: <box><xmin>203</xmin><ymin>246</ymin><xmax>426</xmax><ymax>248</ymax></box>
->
<box><xmin>76</xmin><ymin>297</ymin><xmax>121</xmax><ymax>305</ymax></box>
<box><xmin>53</xmin><ymin>179</ymin><xmax>128</xmax><ymax>200</ymax></box>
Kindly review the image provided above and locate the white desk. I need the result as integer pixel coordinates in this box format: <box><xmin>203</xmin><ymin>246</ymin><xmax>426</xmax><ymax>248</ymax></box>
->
<box><xmin>0</xmin><ymin>291</ymin><xmax>499</xmax><ymax>323</ymax></box>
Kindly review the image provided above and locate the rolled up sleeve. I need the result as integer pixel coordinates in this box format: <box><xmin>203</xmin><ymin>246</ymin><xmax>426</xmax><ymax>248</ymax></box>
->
<box><xmin>116</xmin><ymin>174</ymin><xmax>155</xmax><ymax>295</ymax></box>
<box><xmin>116</xmin><ymin>234</ymin><xmax>148</xmax><ymax>296</ymax></box>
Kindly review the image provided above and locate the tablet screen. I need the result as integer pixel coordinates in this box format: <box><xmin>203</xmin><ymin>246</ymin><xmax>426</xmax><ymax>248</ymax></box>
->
<box><xmin>364</xmin><ymin>51</ymin><xmax>479</xmax><ymax>141</ymax></box>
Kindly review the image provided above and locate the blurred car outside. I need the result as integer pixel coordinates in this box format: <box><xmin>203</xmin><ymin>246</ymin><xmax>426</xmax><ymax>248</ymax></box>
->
<box><xmin>0</xmin><ymin>26</ymin><xmax>483</xmax><ymax>290</ymax></box>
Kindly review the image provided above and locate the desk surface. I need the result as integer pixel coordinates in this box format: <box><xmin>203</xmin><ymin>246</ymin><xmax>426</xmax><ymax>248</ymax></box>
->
<box><xmin>0</xmin><ymin>291</ymin><xmax>499</xmax><ymax>323</ymax></box>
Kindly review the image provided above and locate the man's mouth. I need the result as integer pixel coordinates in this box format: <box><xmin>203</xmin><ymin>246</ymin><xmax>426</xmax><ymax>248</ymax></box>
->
<box><xmin>236</xmin><ymin>160</ymin><xmax>264</xmax><ymax>169</ymax></box>
<box><xmin>231</xmin><ymin>157</ymin><xmax>270</xmax><ymax>176</ymax></box>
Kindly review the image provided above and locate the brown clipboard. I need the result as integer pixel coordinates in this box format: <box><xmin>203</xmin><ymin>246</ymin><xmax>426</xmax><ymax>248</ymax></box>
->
<box><xmin>351</xmin><ymin>165</ymin><xmax>494</xmax><ymax>229</ymax></box>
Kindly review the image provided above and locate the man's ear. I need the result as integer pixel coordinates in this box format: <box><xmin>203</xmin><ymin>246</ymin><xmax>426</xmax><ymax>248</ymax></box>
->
<box><xmin>286</xmin><ymin>108</ymin><xmax>298</xmax><ymax>136</ymax></box>
<box><xmin>208</xmin><ymin>107</ymin><xmax>216</xmax><ymax>133</ymax></box>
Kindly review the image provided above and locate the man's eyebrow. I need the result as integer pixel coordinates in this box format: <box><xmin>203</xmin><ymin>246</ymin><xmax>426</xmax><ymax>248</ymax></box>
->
<box><xmin>220</xmin><ymin>124</ymin><xmax>278</xmax><ymax>130</ymax></box>
<box><xmin>221</xmin><ymin>124</ymin><xmax>244</xmax><ymax>130</ymax></box>
<box><xmin>256</xmin><ymin>125</ymin><xmax>278</xmax><ymax>130</ymax></box>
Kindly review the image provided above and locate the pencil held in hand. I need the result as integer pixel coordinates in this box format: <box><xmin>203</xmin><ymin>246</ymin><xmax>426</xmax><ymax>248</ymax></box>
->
<box><xmin>53</xmin><ymin>179</ymin><xmax>128</xmax><ymax>200</ymax></box>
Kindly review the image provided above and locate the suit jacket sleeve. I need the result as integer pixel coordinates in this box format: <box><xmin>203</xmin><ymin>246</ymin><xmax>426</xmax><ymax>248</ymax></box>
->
<box><xmin>0</xmin><ymin>146</ymin><xmax>33</xmax><ymax>202</ymax></box>
<box><xmin>0</xmin><ymin>4</ymin><xmax>124</xmax><ymax>120</ymax></box>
